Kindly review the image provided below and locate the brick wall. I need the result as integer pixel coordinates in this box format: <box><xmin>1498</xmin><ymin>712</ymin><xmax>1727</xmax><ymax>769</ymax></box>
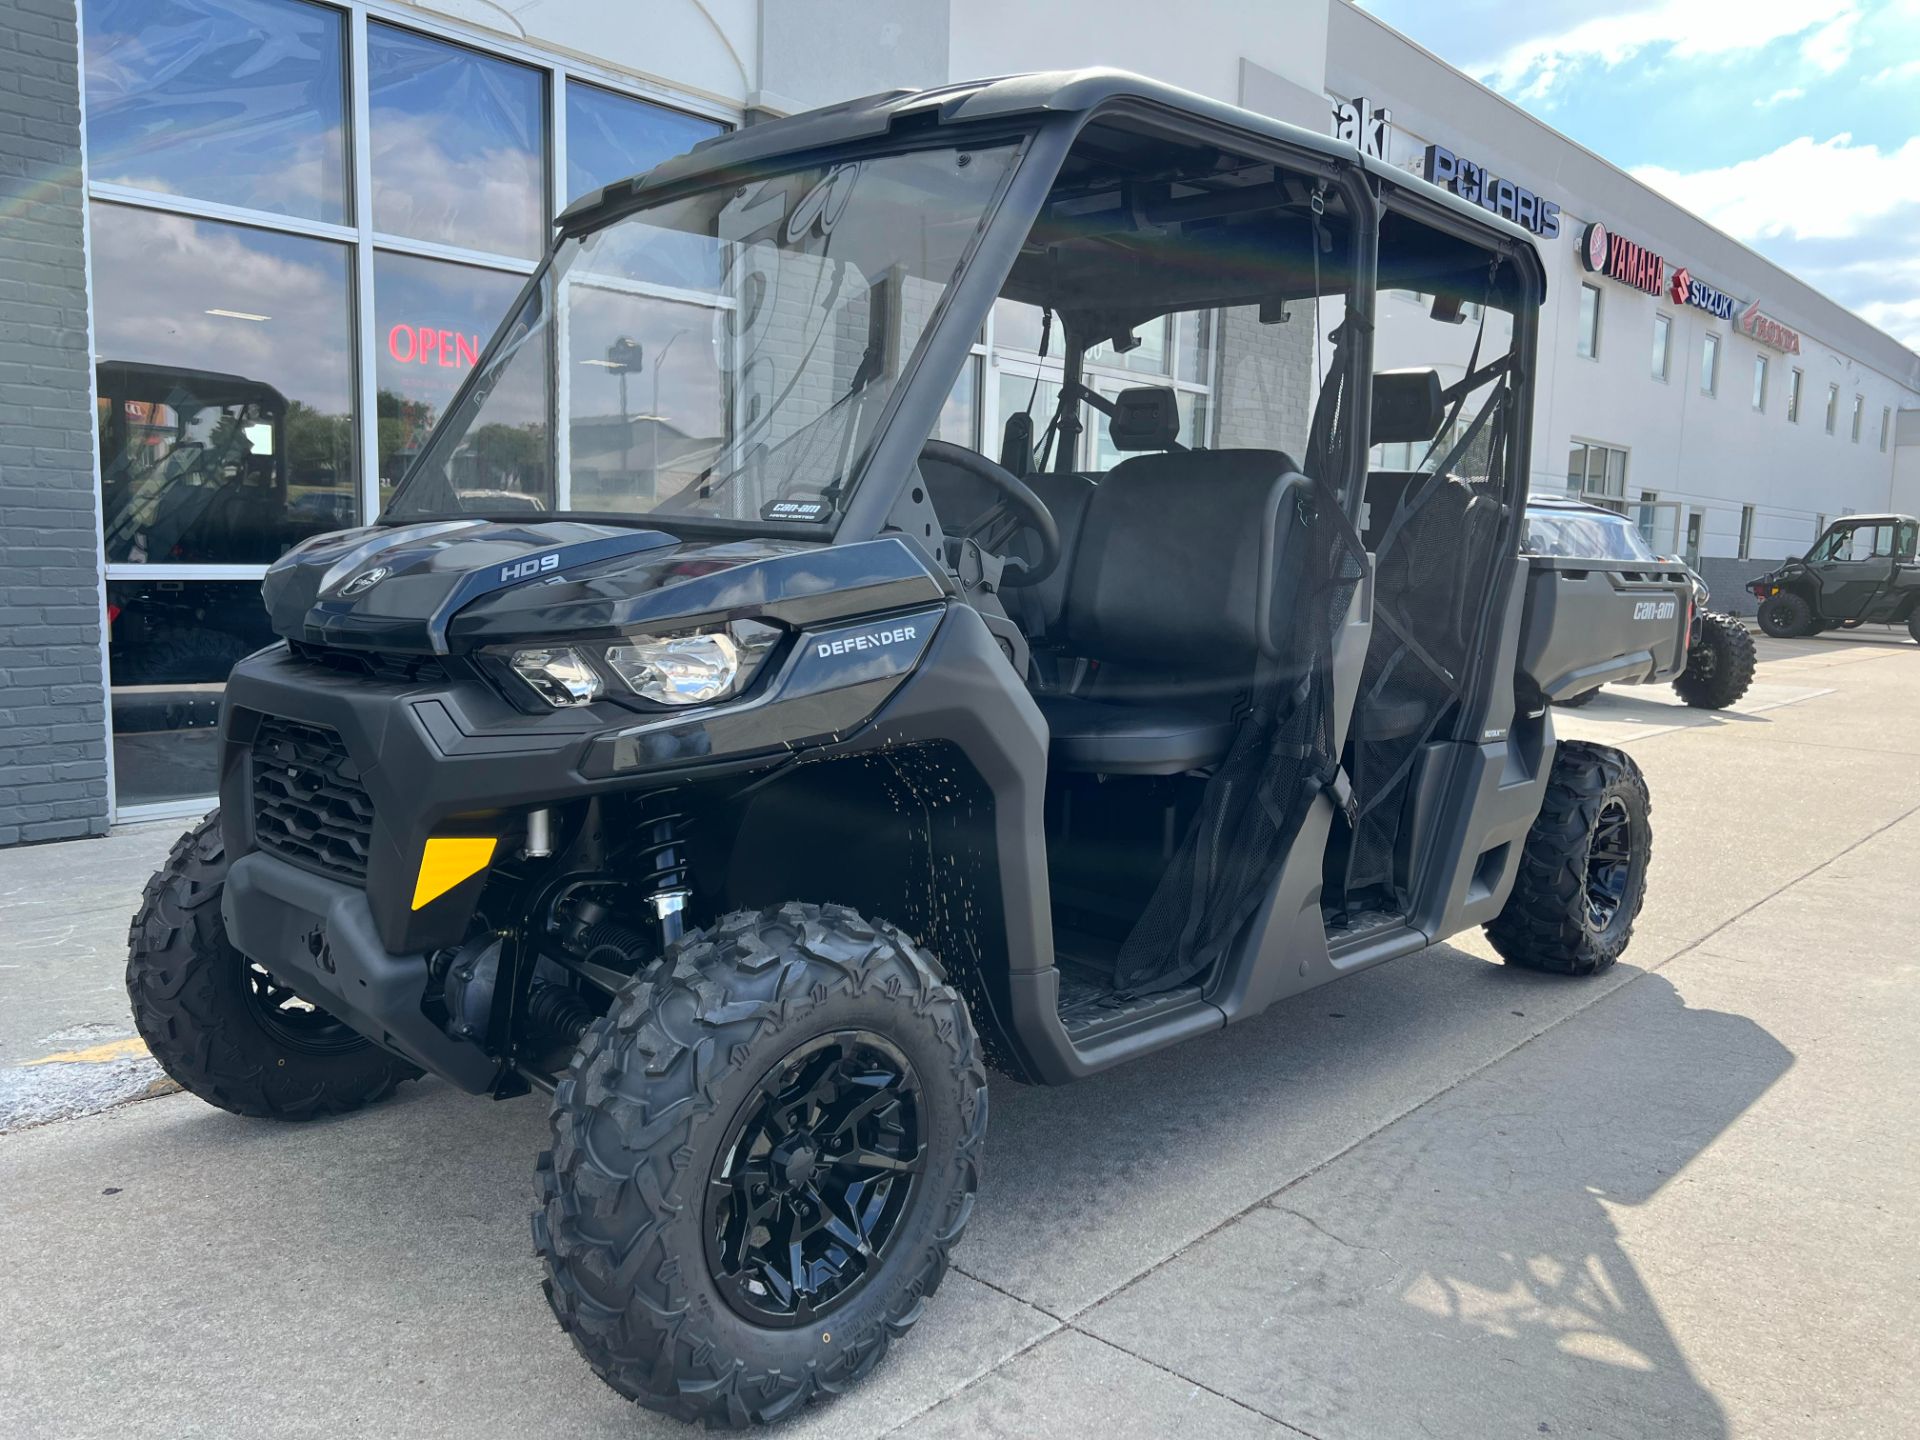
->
<box><xmin>0</xmin><ymin>0</ymin><xmax>110</xmax><ymax>845</ymax></box>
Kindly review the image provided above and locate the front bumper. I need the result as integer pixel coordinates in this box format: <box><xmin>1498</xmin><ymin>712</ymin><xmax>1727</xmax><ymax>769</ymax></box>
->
<box><xmin>221</xmin><ymin>850</ymin><xmax>500</xmax><ymax>1091</ymax></box>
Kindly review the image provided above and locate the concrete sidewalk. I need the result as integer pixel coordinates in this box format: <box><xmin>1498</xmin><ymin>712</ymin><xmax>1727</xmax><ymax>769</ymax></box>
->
<box><xmin>1</xmin><ymin>635</ymin><xmax>1916</xmax><ymax>1438</ymax></box>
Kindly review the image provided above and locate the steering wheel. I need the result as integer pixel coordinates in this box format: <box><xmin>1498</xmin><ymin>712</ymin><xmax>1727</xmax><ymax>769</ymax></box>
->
<box><xmin>918</xmin><ymin>440</ymin><xmax>1062</xmax><ymax>588</ymax></box>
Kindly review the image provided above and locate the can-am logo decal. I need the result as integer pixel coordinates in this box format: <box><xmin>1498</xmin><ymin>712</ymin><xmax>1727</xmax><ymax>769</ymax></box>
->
<box><xmin>816</xmin><ymin>624</ymin><xmax>917</xmax><ymax>658</ymax></box>
<box><xmin>1634</xmin><ymin>599</ymin><xmax>1678</xmax><ymax>621</ymax></box>
<box><xmin>500</xmin><ymin>553</ymin><xmax>562</xmax><ymax>583</ymax></box>
<box><xmin>340</xmin><ymin>566</ymin><xmax>390</xmax><ymax>596</ymax></box>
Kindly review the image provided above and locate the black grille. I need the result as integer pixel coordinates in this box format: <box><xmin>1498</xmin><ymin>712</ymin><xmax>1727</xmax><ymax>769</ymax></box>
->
<box><xmin>286</xmin><ymin>638</ymin><xmax>448</xmax><ymax>685</ymax></box>
<box><xmin>251</xmin><ymin>716</ymin><xmax>375</xmax><ymax>883</ymax></box>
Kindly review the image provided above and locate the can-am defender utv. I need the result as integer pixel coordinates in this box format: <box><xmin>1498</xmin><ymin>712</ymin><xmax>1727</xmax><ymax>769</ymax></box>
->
<box><xmin>1525</xmin><ymin>495</ymin><xmax>1753</xmax><ymax>708</ymax></box>
<box><xmin>128</xmin><ymin>71</ymin><xmax>1693</xmax><ymax>1427</ymax></box>
<box><xmin>1748</xmin><ymin>513</ymin><xmax>1920</xmax><ymax>640</ymax></box>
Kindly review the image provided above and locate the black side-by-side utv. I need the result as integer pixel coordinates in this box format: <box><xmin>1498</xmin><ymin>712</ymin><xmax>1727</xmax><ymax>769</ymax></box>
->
<box><xmin>1749</xmin><ymin>512</ymin><xmax>1920</xmax><ymax>641</ymax></box>
<box><xmin>127</xmin><ymin>71</ymin><xmax>1693</xmax><ymax>1427</ymax></box>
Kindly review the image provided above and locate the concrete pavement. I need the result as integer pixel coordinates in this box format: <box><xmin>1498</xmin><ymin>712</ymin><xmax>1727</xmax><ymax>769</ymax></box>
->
<box><xmin>1</xmin><ymin>633</ymin><xmax>1916</xmax><ymax>1438</ymax></box>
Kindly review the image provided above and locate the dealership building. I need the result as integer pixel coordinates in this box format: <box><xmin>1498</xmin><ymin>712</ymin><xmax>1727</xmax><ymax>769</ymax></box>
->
<box><xmin>3</xmin><ymin>0</ymin><xmax>1917</xmax><ymax>843</ymax></box>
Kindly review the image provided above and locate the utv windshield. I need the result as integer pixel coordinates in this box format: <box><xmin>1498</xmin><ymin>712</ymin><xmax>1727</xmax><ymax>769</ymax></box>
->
<box><xmin>383</xmin><ymin>142</ymin><xmax>1018</xmax><ymax>529</ymax></box>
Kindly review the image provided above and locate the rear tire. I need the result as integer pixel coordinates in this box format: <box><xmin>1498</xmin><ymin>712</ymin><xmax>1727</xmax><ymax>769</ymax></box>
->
<box><xmin>126</xmin><ymin>809</ymin><xmax>419</xmax><ymax>1119</ymax></box>
<box><xmin>1907</xmin><ymin>612</ymin><xmax>1920</xmax><ymax>644</ymax></box>
<box><xmin>1757</xmin><ymin>592</ymin><xmax>1813</xmax><ymax>638</ymax></box>
<box><xmin>1486</xmin><ymin>742</ymin><xmax>1651</xmax><ymax>977</ymax></box>
<box><xmin>535</xmin><ymin>903</ymin><xmax>987</xmax><ymax>1428</ymax></box>
<box><xmin>1672</xmin><ymin>612</ymin><xmax>1757</xmax><ymax>709</ymax></box>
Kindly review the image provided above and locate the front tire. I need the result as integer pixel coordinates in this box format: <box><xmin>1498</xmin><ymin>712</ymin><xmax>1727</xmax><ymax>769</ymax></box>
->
<box><xmin>1907</xmin><ymin>612</ymin><xmax>1920</xmax><ymax>645</ymax></box>
<box><xmin>535</xmin><ymin>903</ymin><xmax>987</xmax><ymax>1428</ymax></box>
<box><xmin>126</xmin><ymin>810</ymin><xmax>419</xmax><ymax>1119</ymax></box>
<box><xmin>1485</xmin><ymin>742</ymin><xmax>1651</xmax><ymax>976</ymax></box>
<box><xmin>1757</xmin><ymin>591</ymin><xmax>1813</xmax><ymax>638</ymax></box>
<box><xmin>1672</xmin><ymin>612</ymin><xmax>1757</xmax><ymax>708</ymax></box>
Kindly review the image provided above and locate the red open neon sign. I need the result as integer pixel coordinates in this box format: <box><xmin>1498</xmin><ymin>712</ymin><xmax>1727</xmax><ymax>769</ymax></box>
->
<box><xmin>387</xmin><ymin>324</ymin><xmax>481</xmax><ymax>368</ymax></box>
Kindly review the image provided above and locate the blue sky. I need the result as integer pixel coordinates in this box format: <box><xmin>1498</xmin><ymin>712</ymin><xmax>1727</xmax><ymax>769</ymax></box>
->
<box><xmin>1357</xmin><ymin>0</ymin><xmax>1920</xmax><ymax>349</ymax></box>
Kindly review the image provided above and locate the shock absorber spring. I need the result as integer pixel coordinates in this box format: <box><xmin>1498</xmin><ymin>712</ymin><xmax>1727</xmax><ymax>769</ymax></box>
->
<box><xmin>635</xmin><ymin>800</ymin><xmax>692</xmax><ymax>947</ymax></box>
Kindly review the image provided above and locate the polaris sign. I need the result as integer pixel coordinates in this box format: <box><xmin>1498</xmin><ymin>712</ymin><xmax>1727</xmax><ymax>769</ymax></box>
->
<box><xmin>1422</xmin><ymin>145</ymin><xmax>1562</xmax><ymax>238</ymax></box>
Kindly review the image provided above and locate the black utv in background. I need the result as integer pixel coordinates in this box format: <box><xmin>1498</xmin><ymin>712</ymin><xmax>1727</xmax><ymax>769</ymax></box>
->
<box><xmin>128</xmin><ymin>70</ymin><xmax>1693</xmax><ymax>1427</ymax></box>
<box><xmin>1749</xmin><ymin>513</ymin><xmax>1920</xmax><ymax>641</ymax></box>
<box><xmin>1525</xmin><ymin>495</ymin><xmax>1756</xmax><ymax>708</ymax></box>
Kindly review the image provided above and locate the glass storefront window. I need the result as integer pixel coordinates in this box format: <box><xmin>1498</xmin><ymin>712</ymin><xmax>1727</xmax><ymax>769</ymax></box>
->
<box><xmin>998</xmin><ymin>371</ymin><xmax>1067</xmax><ymax>466</ymax></box>
<box><xmin>935</xmin><ymin>358</ymin><xmax>980</xmax><ymax>449</ymax></box>
<box><xmin>83</xmin><ymin>0</ymin><xmax>349</xmax><ymax>224</ymax></box>
<box><xmin>1176</xmin><ymin>309</ymin><xmax>1213</xmax><ymax>385</ymax></box>
<box><xmin>1087</xmin><ymin>317</ymin><xmax>1169</xmax><ymax>375</ymax></box>
<box><xmin>994</xmin><ymin>298</ymin><xmax>1050</xmax><ymax>355</ymax></box>
<box><xmin>368</xmin><ymin>23</ymin><xmax>546</xmax><ymax>259</ymax></box>
<box><xmin>565</xmin><ymin>80</ymin><xmax>724</xmax><ymax>203</ymax></box>
<box><xmin>373</xmin><ymin>251</ymin><xmax>532</xmax><ymax>499</ymax></box>
<box><xmin>106</xmin><ymin>578</ymin><xmax>277</xmax><ymax>806</ymax></box>
<box><xmin>91</xmin><ymin>203</ymin><xmax>356</xmax><ymax>564</ymax></box>
<box><xmin>567</xmin><ymin>287</ymin><xmax>724</xmax><ymax>512</ymax></box>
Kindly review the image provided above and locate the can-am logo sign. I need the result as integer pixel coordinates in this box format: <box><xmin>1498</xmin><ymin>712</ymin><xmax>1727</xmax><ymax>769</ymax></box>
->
<box><xmin>1422</xmin><ymin>145</ymin><xmax>1562</xmax><ymax>238</ymax></box>
<box><xmin>1739</xmin><ymin>300</ymin><xmax>1802</xmax><ymax>354</ymax></box>
<box><xmin>1331</xmin><ymin>96</ymin><xmax>1391</xmax><ymax>160</ymax></box>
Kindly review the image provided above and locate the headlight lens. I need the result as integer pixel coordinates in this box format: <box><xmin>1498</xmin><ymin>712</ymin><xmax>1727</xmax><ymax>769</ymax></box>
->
<box><xmin>508</xmin><ymin>647</ymin><xmax>603</xmax><ymax>707</ymax></box>
<box><xmin>604</xmin><ymin>621</ymin><xmax>780</xmax><ymax>706</ymax></box>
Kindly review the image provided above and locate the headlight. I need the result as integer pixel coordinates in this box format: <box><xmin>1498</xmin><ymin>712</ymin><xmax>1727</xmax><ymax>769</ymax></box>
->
<box><xmin>508</xmin><ymin>647</ymin><xmax>603</xmax><ymax>706</ymax></box>
<box><xmin>502</xmin><ymin>621</ymin><xmax>779</xmax><ymax>709</ymax></box>
<box><xmin>604</xmin><ymin>621</ymin><xmax>780</xmax><ymax>706</ymax></box>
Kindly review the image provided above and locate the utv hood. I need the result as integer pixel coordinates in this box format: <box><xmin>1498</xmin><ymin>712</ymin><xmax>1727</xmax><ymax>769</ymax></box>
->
<box><xmin>261</xmin><ymin>519</ymin><xmax>948</xmax><ymax>654</ymax></box>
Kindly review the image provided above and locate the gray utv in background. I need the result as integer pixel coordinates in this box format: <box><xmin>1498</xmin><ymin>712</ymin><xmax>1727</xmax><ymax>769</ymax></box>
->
<box><xmin>128</xmin><ymin>70</ymin><xmax>1692</xmax><ymax>1427</ymax></box>
<box><xmin>1749</xmin><ymin>512</ymin><xmax>1920</xmax><ymax>641</ymax></box>
<box><xmin>1525</xmin><ymin>494</ymin><xmax>1755</xmax><ymax>708</ymax></box>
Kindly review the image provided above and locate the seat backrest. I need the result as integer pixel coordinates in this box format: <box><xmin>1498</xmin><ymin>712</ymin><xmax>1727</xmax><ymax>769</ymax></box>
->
<box><xmin>1061</xmin><ymin>449</ymin><xmax>1304</xmax><ymax>668</ymax></box>
<box><xmin>1011</xmin><ymin>470</ymin><xmax>1097</xmax><ymax>640</ymax></box>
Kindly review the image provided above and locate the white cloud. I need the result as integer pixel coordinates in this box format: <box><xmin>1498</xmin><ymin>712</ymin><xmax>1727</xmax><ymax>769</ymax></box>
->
<box><xmin>1631</xmin><ymin>133</ymin><xmax>1920</xmax><ymax>242</ymax></box>
<box><xmin>1754</xmin><ymin>86</ymin><xmax>1805</xmax><ymax>107</ymax></box>
<box><xmin>1476</xmin><ymin>0</ymin><xmax>1860</xmax><ymax>99</ymax></box>
<box><xmin>1854</xmin><ymin>298</ymin><xmax>1920</xmax><ymax>348</ymax></box>
<box><xmin>1867</xmin><ymin>57</ymin><xmax>1920</xmax><ymax>83</ymax></box>
<box><xmin>1801</xmin><ymin>13</ymin><xmax>1860</xmax><ymax>72</ymax></box>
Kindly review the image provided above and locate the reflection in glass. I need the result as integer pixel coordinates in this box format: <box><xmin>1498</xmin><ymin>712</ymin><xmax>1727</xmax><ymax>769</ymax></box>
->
<box><xmin>388</xmin><ymin>278</ymin><xmax>552</xmax><ymax>514</ymax></box>
<box><xmin>373</xmin><ymin>251</ymin><xmax>529</xmax><ymax>500</ymax></box>
<box><xmin>390</xmin><ymin>145</ymin><xmax>1016</xmax><ymax>526</ymax></box>
<box><xmin>83</xmin><ymin>0</ymin><xmax>349</xmax><ymax>223</ymax></box>
<box><xmin>91</xmin><ymin>204</ymin><xmax>355</xmax><ymax>563</ymax></box>
<box><xmin>568</xmin><ymin>289</ymin><xmax>723</xmax><ymax>512</ymax></box>
<box><xmin>369</xmin><ymin>23</ymin><xmax>546</xmax><ymax>259</ymax></box>
<box><xmin>565</xmin><ymin>81</ymin><xmax>723</xmax><ymax>204</ymax></box>
<box><xmin>107</xmin><ymin>579</ymin><xmax>277</xmax><ymax>806</ymax></box>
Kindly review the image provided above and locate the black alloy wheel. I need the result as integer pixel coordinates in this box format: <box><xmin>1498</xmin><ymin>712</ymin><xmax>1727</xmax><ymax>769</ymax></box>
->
<box><xmin>705</xmin><ymin>1031</ymin><xmax>925</xmax><ymax>1327</ymax></box>
<box><xmin>1583</xmin><ymin>796</ymin><xmax>1634</xmax><ymax>931</ymax></box>
<box><xmin>243</xmin><ymin>960</ymin><xmax>368</xmax><ymax>1055</ymax></box>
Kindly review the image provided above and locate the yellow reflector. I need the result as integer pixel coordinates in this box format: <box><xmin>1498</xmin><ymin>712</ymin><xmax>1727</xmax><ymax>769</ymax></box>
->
<box><xmin>412</xmin><ymin>836</ymin><xmax>497</xmax><ymax>910</ymax></box>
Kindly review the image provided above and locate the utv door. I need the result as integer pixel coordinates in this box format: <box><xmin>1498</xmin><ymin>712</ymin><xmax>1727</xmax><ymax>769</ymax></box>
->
<box><xmin>1812</xmin><ymin>521</ymin><xmax>1898</xmax><ymax>617</ymax></box>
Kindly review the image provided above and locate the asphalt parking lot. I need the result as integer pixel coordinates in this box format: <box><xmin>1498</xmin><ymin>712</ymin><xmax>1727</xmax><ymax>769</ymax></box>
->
<box><xmin>3</xmin><ymin>630</ymin><xmax>1916</xmax><ymax>1439</ymax></box>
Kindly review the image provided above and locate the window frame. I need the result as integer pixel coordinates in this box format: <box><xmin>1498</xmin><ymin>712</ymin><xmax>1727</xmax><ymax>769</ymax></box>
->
<box><xmin>1751</xmin><ymin>354</ymin><xmax>1767</xmax><ymax>411</ymax></box>
<box><xmin>1850</xmin><ymin>394</ymin><xmax>1864</xmax><ymax>443</ymax></box>
<box><xmin>1738</xmin><ymin>503</ymin><xmax>1755</xmax><ymax>560</ymax></box>
<box><xmin>1576</xmin><ymin>281</ymin><xmax>1601</xmax><ymax>360</ymax></box>
<box><xmin>1883</xmin><ymin>406</ymin><xmax>1893</xmax><ymax>453</ymax></box>
<box><xmin>1651</xmin><ymin>311</ymin><xmax>1670</xmax><ymax>381</ymax></box>
<box><xmin>1788</xmin><ymin>365</ymin><xmax>1803</xmax><ymax>423</ymax></box>
<box><xmin>1825</xmin><ymin>383</ymin><xmax>1839</xmax><ymax>435</ymax></box>
<box><xmin>78</xmin><ymin>0</ymin><xmax>737</xmax><ymax>822</ymax></box>
<box><xmin>1700</xmin><ymin>330</ymin><xmax>1719</xmax><ymax>396</ymax></box>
